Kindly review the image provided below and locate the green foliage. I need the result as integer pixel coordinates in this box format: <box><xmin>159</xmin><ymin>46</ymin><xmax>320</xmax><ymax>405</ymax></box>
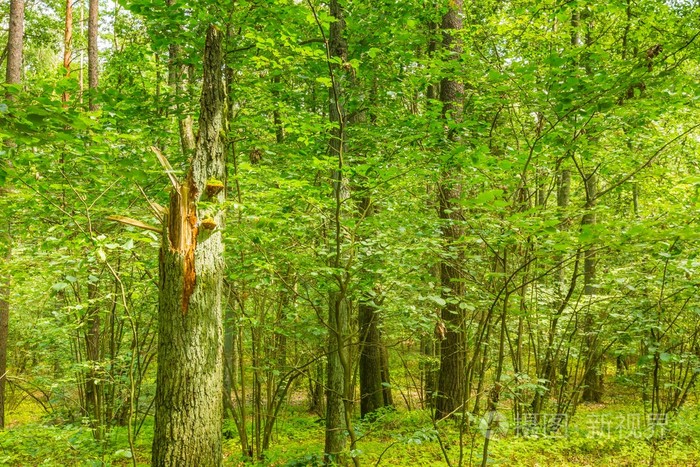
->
<box><xmin>0</xmin><ymin>419</ymin><xmax>151</xmax><ymax>466</ymax></box>
<box><xmin>4</xmin><ymin>0</ymin><xmax>700</xmax><ymax>464</ymax></box>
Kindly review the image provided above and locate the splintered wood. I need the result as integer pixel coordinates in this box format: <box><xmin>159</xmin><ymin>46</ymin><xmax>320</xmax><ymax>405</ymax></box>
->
<box><xmin>167</xmin><ymin>178</ymin><xmax>198</xmax><ymax>314</ymax></box>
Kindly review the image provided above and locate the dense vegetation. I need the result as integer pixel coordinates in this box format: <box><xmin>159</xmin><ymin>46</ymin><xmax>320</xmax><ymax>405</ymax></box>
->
<box><xmin>1</xmin><ymin>0</ymin><xmax>700</xmax><ymax>465</ymax></box>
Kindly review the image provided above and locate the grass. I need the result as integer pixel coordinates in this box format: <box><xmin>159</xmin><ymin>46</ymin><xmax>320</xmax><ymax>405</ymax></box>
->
<box><xmin>1</xmin><ymin>395</ymin><xmax>699</xmax><ymax>466</ymax></box>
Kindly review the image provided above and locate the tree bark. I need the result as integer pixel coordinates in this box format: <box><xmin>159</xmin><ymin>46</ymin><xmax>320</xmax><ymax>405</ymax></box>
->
<box><xmin>5</xmin><ymin>0</ymin><xmax>24</xmax><ymax>86</ymax></box>
<box><xmin>62</xmin><ymin>0</ymin><xmax>73</xmax><ymax>102</ymax></box>
<box><xmin>87</xmin><ymin>0</ymin><xmax>98</xmax><ymax>110</ymax></box>
<box><xmin>1</xmin><ymin>0</ymin><xmax>25</xmax><ymax>430</ymax></box>
<box><xmin>166</xmin><ymin>0</ymin><xmax>195</xmax><ymax>155</ymax></box>
<box><xmin>355</xmin><ymin>79</ymin><xmax>392</xmax><ymax>420</ymax></box>
<box><xmin>379</xmin><ymin>341</ymin><xmax>393</xmax><ymax>407</ymax></box>
<box><xmin>581</xmin><ymin>173</ymin><xmax>603</xmax><ymax>403</ymax></box>
<box><xmin>0</xmin><ymin>247</ymin><xmax>8</xmax><ymax>430</ymax></box>
<box><xmin>435</xmin><ymin>0</ymin><xmax>466</xmax><ymax>420</ymax></box>
<box><xmin>359</xmin><ymin>302</ymin><xmax>384</xmax><ymax>417</ymax></box>
<box><xmin>272</xmin><ymin>74</ymin><xmax>285</xmax><ymax>144</ymax></box>
<box><xmin>324</xmin><ymin>1</ymin><xmax>352</xmax><ymax>463</ymax></box>
<box><xmin>421</xmin><ymin>333</ymin><xmax>438</xmax><ymax>409</ymax></box>
<box><xmin>325</xmin><ymin>293</ymin><xmax>349</xmax><ymax>464</ymax></box>
<box><xmin>84</xmin><ymin>279</ymin><xmax>103</xmax><ymax>439</ymax></box>
<box><xmin>151</xmin><ymin>25</ymin><xmax>226</xmax><ymax>467</ymax></box>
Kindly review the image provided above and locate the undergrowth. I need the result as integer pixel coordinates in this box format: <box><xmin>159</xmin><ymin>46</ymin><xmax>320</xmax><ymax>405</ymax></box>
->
<box><xmin>1</xmin><ymin>398</ymin><xmax>699</xmax><ymax>466</ymax></box>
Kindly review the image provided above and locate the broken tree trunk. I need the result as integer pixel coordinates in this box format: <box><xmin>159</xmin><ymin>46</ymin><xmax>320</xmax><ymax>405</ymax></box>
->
<box><xmin>151</xmin><ymin>25</ymin><xmax>227</xmax><ymax>467</ymax></box>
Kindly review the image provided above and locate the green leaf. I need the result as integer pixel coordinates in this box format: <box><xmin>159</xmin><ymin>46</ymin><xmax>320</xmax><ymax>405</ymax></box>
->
<box><xmin>315</xmin><ymin>77</ymin><xmax>332</xmax><ymax>87</ymax></box>
<box><xmin>367</xmin><ymin>47</ymin><xmax>381</xmax><ymax>58</ymax></box>
<box><xmin>429</xmin><ymin>295</ymin><xmax>446</xmax><ymax>307</ymax></box>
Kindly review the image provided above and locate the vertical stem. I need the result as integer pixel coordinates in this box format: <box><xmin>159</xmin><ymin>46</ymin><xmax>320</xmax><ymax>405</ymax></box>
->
<box><xmin>87</xmin><ymin>0</ymin><xmax>99</xmax><ymax>111</ymax></box>
<box><xmin>435</xmin><ymin>0</ymin><xmax>466</xmax><ymax>421</ymax></box>
<box><xmin>62</xmin><ymin>0</ymin><xmax>73</xmax><ymax>103</ymax></box>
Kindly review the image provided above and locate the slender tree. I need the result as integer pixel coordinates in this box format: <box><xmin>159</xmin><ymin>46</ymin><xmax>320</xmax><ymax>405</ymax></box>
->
<box><xmin>87</xmin><ymin>0</ymin><xmax>99</xmax><ymax>110</ymax></box>
<box><xmin>1</xmin><ymin>0</ymin><xmax>25</xmax><ymax>430</ymax></box>
<box><xmin>166</xmin><ymin>0</ymin><xmax>195</xmax><ymax>155</ymax></box>
<box><xmin>359</xmin><ymin>295</ymin><xmax>385</xmax><ymax>417</ymax></box>
<box><xmin>5</xmin><ymin>0</ymin><xmax>24</xmax><ymax>86</ymax></box>
<box><xmin>324</xmin><ymin>0</ymin><xmax>350</xmax><ymax>461</ymax></box>
<box><xmin>581</xmin><ymin>172</ymin><xmax>602</xmax><ymax>402</ymax></box>
<box><xmin>62</xmin><ymin>0</ymin><xmax>72</xmax><ymax>102</ymax></box>
<box><xmin>435</xmin><ymin>0</ymin><xmax>466</xmax><ymax>420</ymax></box>
<box><xmin>151</xmin><ymin>25</ymin><xmax>226</xmax><ymax>466</ymax></box>
<box><xmin>357</xmin><ymin>75</ymin><xmax>391</xmax><ymax>422</ymax></box>
<box><xmin>83</xmin><ymin>0</ymin><xmax>103</xmax><ymax>436</ymax></box>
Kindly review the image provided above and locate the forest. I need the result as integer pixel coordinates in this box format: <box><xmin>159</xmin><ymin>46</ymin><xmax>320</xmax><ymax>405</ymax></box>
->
<box><xmin>1</xmin><ymin>0</ymin><xmax>700</xmax><ymax>465</ymax></box>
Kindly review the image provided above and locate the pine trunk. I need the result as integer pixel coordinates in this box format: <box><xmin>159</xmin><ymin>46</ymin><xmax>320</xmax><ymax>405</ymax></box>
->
<box><xmin>87</xmin><ymin>0</ymin><xmax>98</xmax><ymax>110</ymax></box>
<box><xmin>1</xmin><ymin>0</ymin><xmax>25</xmax><ymax>430</ymax></box>
<box><xmin>5</xmin><ymin>0</ymin><xmax>24</xmax><ymax>86</ymax></box>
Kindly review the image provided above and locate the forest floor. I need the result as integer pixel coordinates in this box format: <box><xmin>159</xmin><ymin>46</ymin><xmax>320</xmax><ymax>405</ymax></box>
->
<box><xmin>0</xmin><ymin>388</ymin><xmax>698</xmax><ymax>466</ymax></box>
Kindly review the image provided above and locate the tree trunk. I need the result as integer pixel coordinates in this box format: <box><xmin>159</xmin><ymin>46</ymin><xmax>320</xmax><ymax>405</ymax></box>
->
<box><xmin>166</xmin><ymin>0</ymin><xmax>195</xmax><ymax>155</ymax></box>
<box><xmin>379</xmin><ymin>341</ymin><xmax>393</xmax><ymax>407</ymax></box>
<box><xmin>435</xmin><ymin>0</ymin><xmax>465</xmax><ymax>420</ymax></box>
<box><xmin>5</xmin><ymin>0</ymin><xmax>24</xmax><ymax>86</ymax></box>
<box><xmin>0</xmin><ymin>247</ymin><xmax>8</xmax><ymax>430</ymax></box>
<box><xmin>1</xmin><ymin>0</ymin><xmax>25</xmax><ymax>430</ymax></box>
<box><xmin>223</xmin><ymin>295</ymin><xmax>236</xmax><ymax>418</ymax></box>
<box><xmin>83</xmin><ymin>0</ymin><xmax>103</xmax><ymax>434</ymax></box>
<box><xmin>272</xmin><ymin>74</ymin><xmax>285</xmax><ymax>144</ymax></box>
<box><xmin>87</xmin><ymin>0</ymin><xmax>98</xmax><ymax>111</ymax></box>
<box><xmin>532</xmin><ymin>167</ymin><xmax>571</xmax><ymax>415</ymax></box>
<box><xmin>84</xmin><ymin>279</ymin><xmax>103</xmax><ymax>439</ymax></box>
<box><xmin>359</xmin><ymin>302</ymin><xmax>384</xmax><ymax>417</ymax></box>
<box><xmin>309</xmin><ymin>361</ymin><xmax>325</xmax><ymax>416</ymax></box>
<box><xmin>323</xmin><ymin>0</ymin><xmax>352</xmax><ymax>464</ymax></box>
<box><xmin>581</xmin><ymin>173</ymin><xmax>603</xmax><ymax>403</ymax></box>
<box><xmin>354</xmin><ymin>80</ymin><xmax>392</xmax><ymax>418</ymax></box>
<box><xmin>151</xmin><ymin>25</ymin><xmax>226</xmax><ymax>467</ymax></box>
<box><xmin>421</xmin><ymin>333</ymin><xmax>438</xmax><ymax>409</ymax></box>
<box><xmin>423</xmin><ymin>26</ymin><xmax>440</xmax><ymax>410</ymax></box>
<box><xmin>62</xmin><ymin>0</ymin><xmax>72</xmax><ymax>102</ymax></box>
<box><xmin>325</xmin><ymin>293</ymin><xmax>348</xmax><ymax>464</ymax></box>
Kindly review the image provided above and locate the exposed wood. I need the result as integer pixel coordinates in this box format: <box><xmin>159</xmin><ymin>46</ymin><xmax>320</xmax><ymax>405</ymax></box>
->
<box><xmin>151</xmin><ymin>146</ymin><xmax>180</xmax><ymax>190</ymax></box>
<box><xmin>151</xmin><ymin>24</ymin><xmax>226</xmax><ymax>466</ymax></box>
<box><xmin>106</xmin><ymin>215</ymin><xmax>161</xmax><ymax>233</ymax></box>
